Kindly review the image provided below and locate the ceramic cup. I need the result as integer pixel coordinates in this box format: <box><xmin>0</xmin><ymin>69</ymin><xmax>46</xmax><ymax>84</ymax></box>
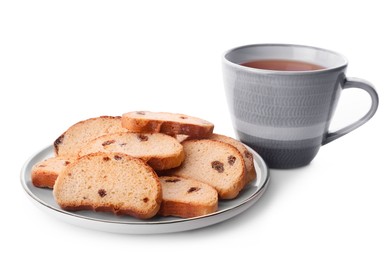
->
<box><xmin>222</xmin><ymin>44</ymin><xmax>379</xmax><ymax>169</ymax></box>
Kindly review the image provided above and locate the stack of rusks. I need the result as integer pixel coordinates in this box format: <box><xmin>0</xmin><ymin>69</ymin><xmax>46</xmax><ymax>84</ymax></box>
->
<box><xmin>31</xmin><ymin>111</ymin><xmax>256</xmax><ymax>219</ymax></box>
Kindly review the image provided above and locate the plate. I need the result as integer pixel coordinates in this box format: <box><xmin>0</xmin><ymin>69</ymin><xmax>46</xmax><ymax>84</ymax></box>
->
<box><xmin>20</xmin><ymin>145</ymin><xmax>269</xmax><ymax>234</ymax></box>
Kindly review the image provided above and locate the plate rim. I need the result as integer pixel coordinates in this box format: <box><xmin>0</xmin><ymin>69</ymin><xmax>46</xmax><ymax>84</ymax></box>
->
<box><xmin>21</xmin><ymin>145</ymin><xmax>269</xmax><ymax>232</ymax></box>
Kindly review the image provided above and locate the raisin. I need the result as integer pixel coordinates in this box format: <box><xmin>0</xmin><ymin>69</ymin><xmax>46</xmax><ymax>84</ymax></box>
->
<box><xmin>136</xmin><ymin>111</ymin><xmax>146</xmax><ymax>115</ymax></box>
<box><xmin>211</xmin><ymin>161</ymin><xmax>224</xmax><ymax>173</ymax></box>
<box><xmin>244</xmin><ymin>150</ymin><xmax>253</xmax><ymax>159</ymax></box>
<box><xmin>54</xmin><ymin>134</ymin><xmax>64</xmax><ymax>153</ymax></box>
<box><xmin>165</xmin><ymin>178</ymin><xmax>181</xmax><ymax>183</ymax></box>
<box><xmin>63</xmin><ymin>161</ymin><xmax>71</xmax><ymax>166</ymax></box>
<box><xmin>187</xmin><ymin>187</ymin><xmax>200</xmax><ymax>193</ymax></box>
<box><xmin>228</xmin><ymin>155</ymin><xmax>236</xmax><ymax>165</ymax></box>
<box><xmin>98</xmin><ymin>189</ymin><xmax>107</xmax><ymax>197</ymax></box>
<box><xmin>114</xmin><ymin>155</ymin><xmax>122</xmax><ymax>160</ymax></box>
<box><xmin>102</xmin><ymin>140</ymin><xmax>115</xmax><ymax>146</ymax></box>
<box><xmin>67</xmin><ymin>172</ymin><xmax>72</xmax><ymax>176</ymax></box>
<box><xmin>103</xmin><ymin>156</ymin><xmax>110</xmax><ymax>161</ymax></box>
<box><xmin>54</xmin><ymin>134</ymin><xmax>64</xmax><ymax>145</ymax></box>
<box><xmin>143</xmin><ymin>197</ymin><xmax>149</xmax><ymax>203</ymax></box>
<box><xmin>137</xmin><ymin>134</ymin><xmax>148</xmax><ymax>141</ymax></box>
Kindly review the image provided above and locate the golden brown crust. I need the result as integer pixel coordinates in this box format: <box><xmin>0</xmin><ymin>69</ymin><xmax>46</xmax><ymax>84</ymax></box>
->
<box><xmin>159</xmin><ymin>200</ymin><xmax>217</xmax><ymax>218</ymax></box>
<box><xmin>121</xmin><ymin>111</ymin><xmax>214</xmax><ymax>139</ymax></box>
<box><xmin>146</xmin><ymin>151</ymin><xmax>185</xmax><ymax>170</ymax></box>
<box><xmin>32</xmin><ymin>171</ymin><xmax>58</xmax><ymax>188</ymax></box>
<box><xmin>243</xmin><ymin>151</ymin><xmax>256</xmax><ymax>184</ymax></box>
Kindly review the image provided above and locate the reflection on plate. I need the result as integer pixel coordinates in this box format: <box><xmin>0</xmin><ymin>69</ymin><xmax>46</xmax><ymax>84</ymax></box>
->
<box><xmin>21</xmin><ymin>145</ymin><xmax>269</xmax><ymax>234</ymax></box>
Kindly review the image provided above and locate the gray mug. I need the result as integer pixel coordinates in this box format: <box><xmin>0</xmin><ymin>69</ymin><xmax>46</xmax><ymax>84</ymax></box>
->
<box><xmin>222</xmin><ymin>44</ymin><xmax>379</xmax><ymax>169</ymax></box>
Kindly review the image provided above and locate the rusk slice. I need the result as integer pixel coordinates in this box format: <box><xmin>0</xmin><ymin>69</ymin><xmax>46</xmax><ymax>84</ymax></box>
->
<box><xmin>78</xmin><ymin>132</ymin><xmax>185</xmax><ymax>170</ymax></box>
<box><xmin>209</xmin><ymin>134</ymin><xmax>256</xmax><ymax>184</ymax></box>
<box><xmin>53</xmin><ymin>153</ymin><xmax>162</xmax><ymax>219</ymax></box>
<box><xmin>31</xmin><ymin>156</ymin><xmax>74</xmax><ymax>188</ymax></box>
<box><xmin>168</xmin><ymin>140</ymin><xmax>246</xmax><ymax>199</ymax></box>
<box><xmin>121</xmin><ymin>111</ymin><xmax>214</xmax><ymax>139</ymax></box>
<box><xmin>54</xmin><ymin>116</ymin><xmax>128</xmax><ymax>157</ymax></box>
<box><xmin>159</xmin><ymin>176</ymin><xmax>218</xmax><ymax>218</ymax></box>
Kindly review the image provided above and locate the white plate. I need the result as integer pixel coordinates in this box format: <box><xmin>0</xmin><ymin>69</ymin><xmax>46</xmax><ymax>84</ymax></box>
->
<box><xmin>21</xmin><ymin>145</ymin><xmax>269</xmax><ymax>234</ymax></box>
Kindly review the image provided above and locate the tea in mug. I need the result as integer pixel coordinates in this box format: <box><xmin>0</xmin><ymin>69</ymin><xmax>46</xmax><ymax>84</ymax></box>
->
<box><xmin>240</xmin><ymin>59</ymin><xmax>325</xmax><ymax>71</ymax></box>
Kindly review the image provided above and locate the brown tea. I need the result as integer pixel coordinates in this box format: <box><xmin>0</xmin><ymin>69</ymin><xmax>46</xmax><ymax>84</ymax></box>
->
<box><xmin>240</xmin><ymin>59</ymin><xmax>325</xmax><ymax>71</ymax></box>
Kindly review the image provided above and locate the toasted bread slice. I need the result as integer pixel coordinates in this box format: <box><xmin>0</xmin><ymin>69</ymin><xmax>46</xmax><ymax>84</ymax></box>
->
<box><xmin>54</xmin><ymin>116</ymin><xmax>128</xmax><ymax>156</ymax></box>
<box><xmin>53</xmin><ymin>152</ymin><xmax>162</xmax><ymax>219</ymax></box>
<box><xmin>159</xmin><ymin>176</ymin><xmax>218</xmax><ymax>218</ymax></box>
<box><xmin>121</xmin><ymin>111</ymin><xmax>214</xmax><ymax>139</ymax></box>
<box><xmin>78</xmin><ymin>132</ymin><xmax>185</xmax><ymax>170</ymax></box>
<box><xmin>209</xmin><ymin>134</ymin><xmax>256</xmax><ymax>184</ymax></box>
<box><xmin>168</xmin><ymin>140</ymin><xmax>246</xmax><ymax>199</ymax></box>
<box><xmin>31</xmin><ymin>156</ymin><xmax>74</xmax><ymax>188</ymax></box>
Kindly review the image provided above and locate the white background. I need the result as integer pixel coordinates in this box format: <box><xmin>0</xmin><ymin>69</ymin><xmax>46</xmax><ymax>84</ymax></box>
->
<box><xmin>1</xmin><ymin>0</ymin><xmax>389</xmax><ymax>259</ymax></box>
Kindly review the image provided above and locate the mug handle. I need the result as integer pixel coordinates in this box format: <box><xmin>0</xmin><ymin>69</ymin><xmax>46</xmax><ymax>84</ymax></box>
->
<box><xmin>323</xmin><ymin>77</ymin><xmax>379</xmax><ymax>145</ymax></box>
